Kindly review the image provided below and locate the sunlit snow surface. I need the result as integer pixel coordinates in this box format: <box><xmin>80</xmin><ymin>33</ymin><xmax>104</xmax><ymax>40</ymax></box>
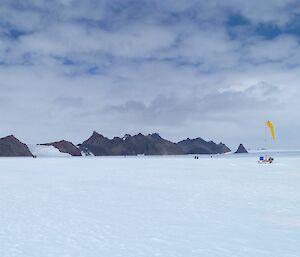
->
<box><xmin>0</xmin><ymin>154</ymin><xmax>299</xmax><ymax>257</ymax></box>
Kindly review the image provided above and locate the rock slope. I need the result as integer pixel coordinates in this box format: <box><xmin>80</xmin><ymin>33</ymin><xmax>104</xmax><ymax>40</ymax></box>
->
<box><xmin>41</xmin><ymin>140</ymin><xmax>82</xmax><ymax>156</ymax></box>
<box><xmin>235</xmin><ymin>144</ymin><xmax>248</xmax><ymax>153</ymax></box>
<box><xmin>79</xmin><ymin>132</ymin><xmax>231</xmax><ymax>156</ymax></box>
<box><xmin>0</xmin><ymin>135</ymin><xmax>33</xmax><ymax>157</ymax></box>
<box><xmin>177</xmin><ymin>138</ymin><xmax>231</xmax><ymax>154</ymax></box>
<box><xmin>78</xmin><ymin>132</ymin><xmax>184</xmax><ymax>156</ymax></box>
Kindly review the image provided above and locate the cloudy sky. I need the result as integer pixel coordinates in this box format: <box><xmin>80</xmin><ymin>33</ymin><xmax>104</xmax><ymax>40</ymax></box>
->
<box><xmin>1</xmin><ymin>0</ymin><xmax>300</xmax><ymax>149</ymax></box>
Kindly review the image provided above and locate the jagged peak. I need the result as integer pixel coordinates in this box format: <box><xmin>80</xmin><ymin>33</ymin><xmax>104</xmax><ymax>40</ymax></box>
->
<box><xmin>122</xmin><ymin>134</ymin><xmax>131</xmax><ymax>140</ymax></box>
<box><xmin>134</xmin><ymin>133</ymin><xmax>145</xmax><ymax>138</ymax></box>
<box><xmin>92</xmin><ymin>131</ymin><xmax>102</xmax><ymax>136</ymax></box>
<box><xmin>81</xmin><ymin>131</ymin><xmax>108</xmax><ymax>145</ymax></box>
<box><xmin>235</xmin><ymin>144</ymin><xmax>248</xmax><ymax>153</ymax></box>
<box><xmin>149</xmin><ymin>133</ymin><xmax>162</xmax><ymax>139</ymax></box>
<box><xmin>188</xmin><ymin>137</ymin><xmax>205</xmax><ymax>142</ymax></box>
<box><xmin>89</xmin><ymin>131</ymin><xmax>107</xmax><ymax>139</ymax></box>
<box><xmin>177</xmin><ymin>137</ymin><xmax>206</xmax><ymax>144</ymax></box>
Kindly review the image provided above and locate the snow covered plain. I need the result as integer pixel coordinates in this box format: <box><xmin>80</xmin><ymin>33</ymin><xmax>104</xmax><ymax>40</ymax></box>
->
<box><xmin>0</xmin><ymin>154</ymin><xmax>299</xmax><ymax>257</ymax></box>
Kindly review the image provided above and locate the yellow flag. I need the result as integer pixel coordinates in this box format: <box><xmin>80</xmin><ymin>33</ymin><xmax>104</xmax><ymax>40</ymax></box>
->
<box><xmin>266</xmin><ymin>120</ymin><xmax>275</xmax><ymax>140</ymax></box>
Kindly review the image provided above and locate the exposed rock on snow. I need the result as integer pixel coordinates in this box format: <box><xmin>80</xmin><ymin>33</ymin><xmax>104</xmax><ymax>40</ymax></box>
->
<box><xmin>177</xmin><ymin>137</ymin><xmax>231</xmax><ymax>154</ymax></box>
<box><xmin>0</xmin><ymin>135</ymin><xmax>33</xmax><ymax>157</ymax></box>
<box><xmin>235</xmin><ymin>144</ymin><xmax>248</xmax><ymax>153</ymax></box>
<box><xmin>78</xmin><ymin>131</ymin><xmax>184</xmax><ymax>156</ymax></box>
<box><xmin>78</xmin><ymin>131</ymin><xmax>231</xmax><ymax>156</ymax></box>
<box><xmin>41</xmin><ymin>140</ymin><xmax>82</xmax><ymax>156</ymax></box>
<box><xmin>0</xmin><ymin>132</ymin><xmax>232</xmax><ymax>157</ymax></box>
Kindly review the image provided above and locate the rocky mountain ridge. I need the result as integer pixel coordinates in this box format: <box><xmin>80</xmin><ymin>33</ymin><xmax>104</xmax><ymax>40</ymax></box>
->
<box><xmin>41</xmin><ymin>140</ymin><xmax>82</xmax><ymax>156</ymax></box>
<box><xmin>78</xmin><ymin>131</ymin><xmax>231</xmax><ymax>156</ymax></box>
<box><xmin>0</xmin><ymin>135</ymin><xmax>33</xmax><ymax>157</ymax></box>
<box><xmin>235</xmin><ymin>144</ymin><xmax>248</xmax><ymax>153</ymax></box>
<box><xmin>0</xmin><ymin>132</ymin><xmax>233</xmax><ymax>157</ymax></box>
<box><xmin>177</xmin><ymin>137</ymin><xmax>231</xmax><ymax>154</ymax></box>
<box><xmin>78</xmin><ymin>131</ymin><xmax>184</xmax><ymax>156</ymax></box>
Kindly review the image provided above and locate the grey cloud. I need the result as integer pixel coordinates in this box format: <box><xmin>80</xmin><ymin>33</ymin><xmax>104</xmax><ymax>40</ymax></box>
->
<box><xmin>53</xmin><ymin>96</ymin><xmax>83</xmax><ymax>108</ymax></box>
<box><xmin>0</xmin><ymin>0</ymin><xmax>300</xmax><ymax>149</ymax></box>
<box><xmin>243</xmin><ymin>36</ymin><xmax>300</xmax><ymax>64</ymax></box>
<box><xmin>104</xmin><ymin>87</ymin><xmax>279</xmax><ymax>126</ymax></box>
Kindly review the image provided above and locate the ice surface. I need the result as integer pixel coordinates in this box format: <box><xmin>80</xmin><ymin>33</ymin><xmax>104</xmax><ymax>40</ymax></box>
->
<box><xmin>0</xmin><ymin>154</ymin><xmax>299</xmax><ymax>257</ymax></box>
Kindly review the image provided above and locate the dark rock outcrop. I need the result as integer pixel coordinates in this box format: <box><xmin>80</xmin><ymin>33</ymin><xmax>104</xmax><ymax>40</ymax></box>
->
<box><xmin>0</xmin><ymin>135</ymin><xmax>33</xmax><ymax>157</ymax></box>
<box><xmin>78</xmin><ymin>131</ymin><xmax>184</xmax><ymax>156</ymax></box>
<box><xmin>78</xmin><ymin>131</ymin><xmax>231</xmax><ymax>156</ymax></box>
<box><xmin>177</xmin><ymin>138</ymin><xmax>231</xmax><ymax>154</ymax></box>
<box><xmin>235</xmin><ymin>144</ymin><xmax>248</xmax><ymax>153</ymax></box>
<box><xmin>41</xmin><ymin>140</ymin><xmax>82</xmax><ymax>156</ymax></box>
